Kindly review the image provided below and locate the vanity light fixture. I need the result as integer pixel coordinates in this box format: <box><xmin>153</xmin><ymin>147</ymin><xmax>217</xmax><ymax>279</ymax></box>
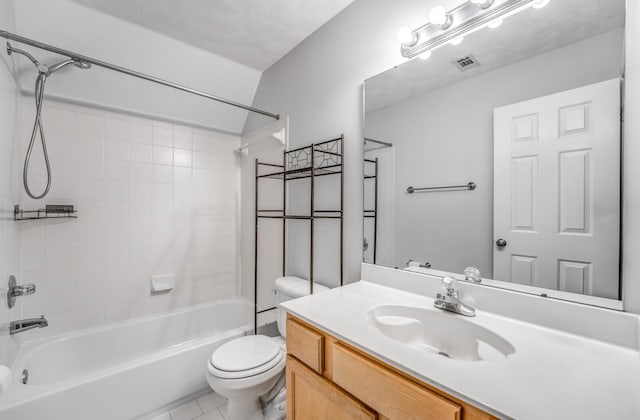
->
<box><xmin>398</xmin><ymin>0</ymin><xmax>550</xmax><ymax>59</ymax></box>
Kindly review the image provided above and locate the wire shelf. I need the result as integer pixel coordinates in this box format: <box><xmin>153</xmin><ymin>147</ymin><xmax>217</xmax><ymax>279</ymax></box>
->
<box><xmin>257</xmin><ymin>164</ymin><xmax>343</xmax><ymax>180</ymax></box>
<box><xmin>257</xmin><ymin>137</ymin><xmax>343</xmax><ymax>180</ymax></box>
<box><xmin>14</xmin><ymin>204</ymin><xmax>77</xmax><ymax>221</ymax></box>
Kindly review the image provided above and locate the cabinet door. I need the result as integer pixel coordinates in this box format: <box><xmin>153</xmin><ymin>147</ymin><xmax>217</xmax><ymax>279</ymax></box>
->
<box><xmin>287</xmin><ymin>355</ymin><xmax>377</xmax><ymax>420</ymax></box>
<box><xmin>287</xmin><ymin>316</ymin><xmax>325</xmax><ymax>374</ymax></box>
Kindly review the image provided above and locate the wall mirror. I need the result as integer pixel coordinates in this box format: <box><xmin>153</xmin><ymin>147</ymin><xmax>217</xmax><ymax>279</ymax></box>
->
<box><xmin>363</xmin><ymin>0</ymin><xmax>625</xmax><ymax>308</ymax></box>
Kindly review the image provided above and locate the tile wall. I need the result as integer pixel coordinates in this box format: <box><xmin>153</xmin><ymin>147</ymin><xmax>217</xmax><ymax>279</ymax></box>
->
<box><xmin>0</xmin><ymin>39</ymin><xmax>21</xmax><ymax>366</ymax></box>
<box><xmin>16</xmin><ymin>99</ymin><xmax>241</xmax><ymax>338</ymax></box>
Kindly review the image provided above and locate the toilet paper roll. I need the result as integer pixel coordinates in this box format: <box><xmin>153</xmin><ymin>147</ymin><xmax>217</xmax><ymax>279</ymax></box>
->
<box><xmin>0</xmin><ymin>365</ymin><xmax>12</xmax><ymax>395</ymax></box>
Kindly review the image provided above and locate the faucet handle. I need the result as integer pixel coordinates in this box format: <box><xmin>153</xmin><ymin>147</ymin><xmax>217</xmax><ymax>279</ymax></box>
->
<box><xmin>464</xmin><ymin>266</ymin><xmax>481</xmax><ymax>283</ymax></box>
<box><xmin>10</xmin><ymin>283</ymin><xmax>36</xmax><ymax>297</ymax></box>
<box><xmin>441</xmin><ymin>276</ymin><xmax>458</xmax><ymax>297</ymax></box>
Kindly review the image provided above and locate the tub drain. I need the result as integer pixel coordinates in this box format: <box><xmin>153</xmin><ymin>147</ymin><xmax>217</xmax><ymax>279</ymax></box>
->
<box><xmin>22</xmin><ymin>369</ymin><xmax>28</xmax><ymax>384</ymax></box>
<box><xmin>437</xmin><ymin>351</ymin><xmax>450</xmax><ymax>359</ymax></box>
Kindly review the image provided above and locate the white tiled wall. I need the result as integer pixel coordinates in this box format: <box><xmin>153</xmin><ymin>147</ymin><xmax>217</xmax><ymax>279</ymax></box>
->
<box><xmin>0</xmin><ymin>45</ymin><xmax>22</xmax><ymax>366</ymax></box>
<box><xmin>17</xmin><ymin>99</ymin><xmax>241</xmax><ymax>338</ymax></box>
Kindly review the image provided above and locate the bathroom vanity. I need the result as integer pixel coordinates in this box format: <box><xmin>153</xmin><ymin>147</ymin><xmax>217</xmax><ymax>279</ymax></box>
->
<box><xmin>282</xmin><ymin>265</ymin><xmax>640</xmax><ymax>420</ymax></box>
<box><xmin>285</xmin><ymin>314</ymin><xmax>495</xmax><ymax>419</ymax></box>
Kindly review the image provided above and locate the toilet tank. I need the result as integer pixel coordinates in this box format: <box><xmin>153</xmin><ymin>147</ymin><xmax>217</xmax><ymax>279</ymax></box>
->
<box><xmin>275</xmin><ymin>276</ymin><xmax>329</xmax><ymax>338</ymax></box>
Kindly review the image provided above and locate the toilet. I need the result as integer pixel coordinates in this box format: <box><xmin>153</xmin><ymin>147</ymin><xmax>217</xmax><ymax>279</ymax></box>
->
<box><xmin>206</xmin><ymin>276</ymin><xmax>329</xmax><ymax>420</ymax></box>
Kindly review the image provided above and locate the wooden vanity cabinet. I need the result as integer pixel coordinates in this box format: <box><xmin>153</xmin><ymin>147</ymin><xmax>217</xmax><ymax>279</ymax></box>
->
<box><xmin>286</xmin><ymin>314</ymin><xmax>497</xmax><ymax>420</ymax></box>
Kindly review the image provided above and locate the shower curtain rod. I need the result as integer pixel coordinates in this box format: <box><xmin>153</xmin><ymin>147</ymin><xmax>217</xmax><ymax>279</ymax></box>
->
<box><xmin>0</xmin><ymin>30</ymin><xmax>280</xmax><ymax>120</ymax></box>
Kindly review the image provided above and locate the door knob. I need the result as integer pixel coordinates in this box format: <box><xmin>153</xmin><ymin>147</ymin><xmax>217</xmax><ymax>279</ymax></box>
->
<box><xmin>496</xmin><ymin>238</ymin><xmax>507</xmax><ymax>248</ymax></box>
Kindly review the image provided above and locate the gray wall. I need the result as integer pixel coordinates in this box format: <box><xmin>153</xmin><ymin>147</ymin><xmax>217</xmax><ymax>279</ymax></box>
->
<box><xmin>246</xmin><ymin>0</ymin><xmax>432</xmax><ymax>286</ymax></box>
<box><xmin>365</xmin><ymin>29</ymin><xmax>623</xmax><ymax>277</ymax></box>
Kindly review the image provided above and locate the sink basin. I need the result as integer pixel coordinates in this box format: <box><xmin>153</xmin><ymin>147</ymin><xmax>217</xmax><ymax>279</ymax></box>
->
<box><xmin>367</xmin><ymin>305</ymin><xmax>515</xmax><ymax>362</ymax></box>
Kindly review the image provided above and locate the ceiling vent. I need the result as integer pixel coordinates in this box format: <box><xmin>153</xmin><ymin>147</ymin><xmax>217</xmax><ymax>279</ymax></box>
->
<box><xmin>453</xmin><ymin>54</ymin><xmax>480</xmax><ymax>71</ymax></box>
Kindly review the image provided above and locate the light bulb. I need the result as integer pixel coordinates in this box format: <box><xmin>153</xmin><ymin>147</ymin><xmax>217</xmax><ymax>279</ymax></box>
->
<box><xmin>428</xmin><ymin>6</ymin><xmax>449</xmax><ymax>26</ymax></box>
<box><xmin>532</xmin><ymin>0</ymin><xmax>550</xmax><ymax>8</ymax></box>
<box><xmin>396</xmin><ymin>26</ymin><xmax>415</xmax><ymax>44</ymax></box>
<box><xmin>450</xmin><ymin>36</ymin><xmax>464</xmax><ymax>46</ymax></box>
<box><xmin>418</xmin><ymin>51</ymin><xmax>432</xmax><ymax>60</ymax></box>
<box><xmin>470</xmin><ymin>0</ymin><xmax>493</xmax><ymax>8</ymax></box>
<box><xmin>487</xmin><ymin>18</ymin><xmax>503</xmax><ymax>29</ymax></box>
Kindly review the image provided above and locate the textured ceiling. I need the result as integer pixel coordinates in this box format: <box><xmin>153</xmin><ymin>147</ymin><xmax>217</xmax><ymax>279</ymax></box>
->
<box><xmin>69</xmin><ymin>0</ymin><xmax>355</xmax><ymax>71</ymax></box>
<box><xmin>365</xmin><ymin>0</ymin><xmax>625</xmax><ymax>113</ymax></box>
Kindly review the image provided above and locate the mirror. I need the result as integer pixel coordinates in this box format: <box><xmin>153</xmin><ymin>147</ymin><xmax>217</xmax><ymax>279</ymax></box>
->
<box><xmin>363</xmin><ymin>0</ymin><xmax>625</xmax><ymax>307</ymax></box>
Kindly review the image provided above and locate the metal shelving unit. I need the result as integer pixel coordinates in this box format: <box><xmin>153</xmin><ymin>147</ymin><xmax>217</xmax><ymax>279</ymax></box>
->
<box><xmin>364</xmin><ymin>158</ymin><xmax>378</xmax><ymax>264</ymax></box>
<box><xmin>254</xmin><ymin>135</ymin><xmax>344</xmax><ymax>332</ymax></box>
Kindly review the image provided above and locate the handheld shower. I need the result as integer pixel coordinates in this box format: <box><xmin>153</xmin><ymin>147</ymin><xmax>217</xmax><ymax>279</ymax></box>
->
<box><xmin>6</xmin><ymin>42</ymin><xmax>91</xmax><ymax>200</ymax></box>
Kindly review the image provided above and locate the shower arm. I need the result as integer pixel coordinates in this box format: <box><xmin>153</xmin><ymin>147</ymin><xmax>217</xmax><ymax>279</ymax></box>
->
<box><xmin>0</xmin><ymin>30</ymin><xmax>280</xmax><ymax>120</ymax></box>
<box><xmin>6</xmin><ymin>43</ymin><xmax>40</xmax><ymax>68</ymax></box>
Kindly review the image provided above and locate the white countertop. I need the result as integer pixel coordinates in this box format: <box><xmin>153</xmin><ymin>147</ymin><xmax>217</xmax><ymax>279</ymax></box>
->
<box><xmin>282</xmin><ymin>280</ymin><xmax>640</xmax><ymax>420</ymax></box>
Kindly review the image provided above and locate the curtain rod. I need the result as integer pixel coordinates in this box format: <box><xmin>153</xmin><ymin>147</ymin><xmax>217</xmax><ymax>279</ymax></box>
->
<box><xmin>0</xmin><ymin>30</ymin><xmax>280</xmax><ymax>120</ymax></box>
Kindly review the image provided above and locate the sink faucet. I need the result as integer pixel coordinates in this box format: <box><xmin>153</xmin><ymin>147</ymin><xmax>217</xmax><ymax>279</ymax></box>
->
<box><xmin>434</xmin><ymin>277</ymin><xmax>476</xmax><ymax>317</ymax></box>
<box><xmin>10</xmin><ymin>315</ymin><xmax>48</xmax><ymax>335</ymax></box>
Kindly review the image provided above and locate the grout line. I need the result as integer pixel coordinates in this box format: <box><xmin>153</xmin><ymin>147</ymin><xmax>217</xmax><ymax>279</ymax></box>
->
<box><xmin>195</xmin><ymin>397</ymin><xmax>206</xmax><ymax>413</ymax></box>
<box><xmin>217</xmin><ymin>406</ymin><xmax>226</xmax><ymax>420</ymax></box>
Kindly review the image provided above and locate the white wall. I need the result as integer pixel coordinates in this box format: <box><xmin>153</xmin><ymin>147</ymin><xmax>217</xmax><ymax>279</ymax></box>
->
<box><xmin>11</xmin><ymin>0</ymin><xmax>266</xmax><ymax>134</ymax></box>
<box><xmin>365</xmin><ymin>29</ymin><xmax>623</xmax><ymax>276</ymax></box>
<box><xmin>0</xmin><ymin>0</ymin><xmax>22</xmax><ymax>366</ymax></box>
<box><xmin>16</xmin><ymin>99</ymin><xmax>241</xmax><ymax>339</ymax></box>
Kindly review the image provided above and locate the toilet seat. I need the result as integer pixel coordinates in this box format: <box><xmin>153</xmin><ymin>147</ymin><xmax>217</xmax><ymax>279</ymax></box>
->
<box><xmin>209</xmin><ymin>335</ymin><xmax>284</xmax><ymax>380</ymax></box>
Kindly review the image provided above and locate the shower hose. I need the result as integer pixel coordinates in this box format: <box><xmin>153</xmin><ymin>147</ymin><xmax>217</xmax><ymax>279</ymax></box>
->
<box><xmin>23</xmin><ymin>71</ymin><xmax>51</xmax><ymax>199</ymax></box>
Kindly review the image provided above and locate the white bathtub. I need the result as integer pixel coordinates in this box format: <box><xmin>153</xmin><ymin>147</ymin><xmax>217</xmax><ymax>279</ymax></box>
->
<box><xmin>0</xmin><ymin>297</ymin><xmax>252</xmax><ymax>420</ymax></box>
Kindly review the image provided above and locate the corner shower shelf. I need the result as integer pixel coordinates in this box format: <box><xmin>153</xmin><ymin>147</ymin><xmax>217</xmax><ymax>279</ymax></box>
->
<box><xmin>14</xmin><ymin>204</ymin><xmax>77</xmax><ymax>221</ymax></box>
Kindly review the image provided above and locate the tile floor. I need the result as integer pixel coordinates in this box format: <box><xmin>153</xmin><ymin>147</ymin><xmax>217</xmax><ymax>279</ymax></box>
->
<box><xmin>151</xmin><ymin>391</ymin><xmax>228</xmax><ymax>420</ymax></box>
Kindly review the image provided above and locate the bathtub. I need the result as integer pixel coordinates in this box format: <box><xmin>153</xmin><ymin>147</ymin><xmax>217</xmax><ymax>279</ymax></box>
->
<box><xmin>0</xmin><ymin>297</ymin><xmax>252</xmax><ymax>420</ymax></box>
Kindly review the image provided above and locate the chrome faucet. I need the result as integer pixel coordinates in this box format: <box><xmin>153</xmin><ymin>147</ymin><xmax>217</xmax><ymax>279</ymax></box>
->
<box><xmin>10</xmin><ymin>315</ymin><xmax>48</xmax><ymax>335</ymax></box>
<box><xmin>6</xmin><ymin>275</ymin><xmax>37</xmax><ymax>309</ymax></box>
<box><xmin>434</xmin><ymin>277</ymin><xmax>476</xmax><ymax>317</ymax></box>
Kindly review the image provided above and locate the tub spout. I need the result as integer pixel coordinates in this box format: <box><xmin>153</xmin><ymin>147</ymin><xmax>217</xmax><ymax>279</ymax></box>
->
<box><xmin>10</xmin><ymin>315</ymin><xmax>48</xmax><ymax>335</ymax></box>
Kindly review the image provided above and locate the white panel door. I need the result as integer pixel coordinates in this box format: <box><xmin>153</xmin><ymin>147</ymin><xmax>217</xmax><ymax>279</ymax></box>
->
<box><xmin>493</xmin><ymin>79</ymin><xmax>620</xmax><ymax>299</ymax></box>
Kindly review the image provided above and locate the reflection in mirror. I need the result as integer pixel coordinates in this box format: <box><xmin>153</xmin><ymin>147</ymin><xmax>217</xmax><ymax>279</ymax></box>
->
<box><xmin>363</xmin><ymin>0</ymin><xmax>624</xmax><ymax>307</ymax></box>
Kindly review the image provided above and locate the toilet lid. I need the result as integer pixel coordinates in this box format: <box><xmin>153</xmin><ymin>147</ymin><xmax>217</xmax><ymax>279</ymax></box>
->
<box><xmin>211</xmin><ymin>335</ymin><xmax>281</xmax><ymax>372</ymax></box>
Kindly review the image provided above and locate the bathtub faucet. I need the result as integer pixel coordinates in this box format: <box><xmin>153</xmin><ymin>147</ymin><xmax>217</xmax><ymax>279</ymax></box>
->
<box><xmin>10</xmin><ymin>315</ymin><xmax>48</xmax><ymax>335</ymax></box>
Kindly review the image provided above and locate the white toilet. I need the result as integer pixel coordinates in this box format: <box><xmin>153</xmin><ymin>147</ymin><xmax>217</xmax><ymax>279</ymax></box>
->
<box><xmin>206</xmin><ymin>276</ymin><xmax>329</xmax><ymax>420</ymax></box>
